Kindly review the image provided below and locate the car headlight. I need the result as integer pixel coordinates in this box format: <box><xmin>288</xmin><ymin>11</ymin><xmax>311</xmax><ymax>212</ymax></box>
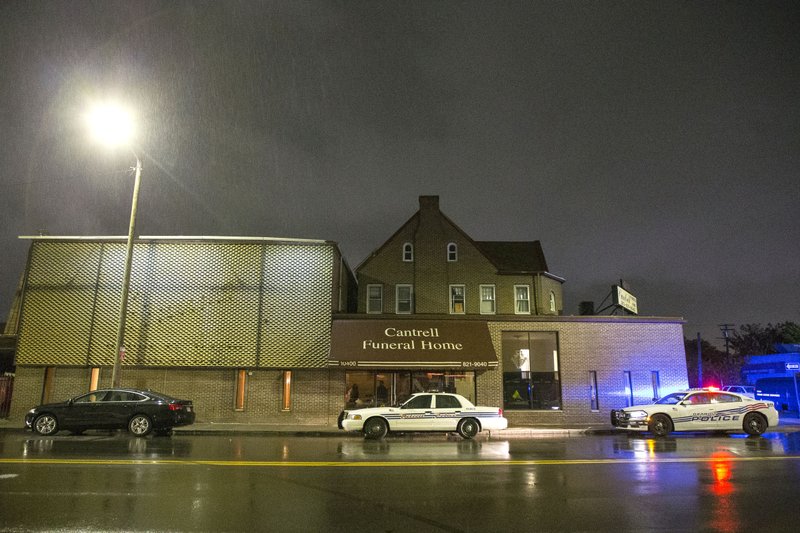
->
<box><xmin>626</xmin><ymin>410</ymin><xmax>648</xmax><ymax>420</ymax></box>
<box><xmin>349</xmin><ymin>414</ymin><xmax>362</xmax><ymax>420</ymax></box>
<box><xmin>27</xmin><ymin>409</ymin><xmax>35</xmax><ymax>415</ymax></box>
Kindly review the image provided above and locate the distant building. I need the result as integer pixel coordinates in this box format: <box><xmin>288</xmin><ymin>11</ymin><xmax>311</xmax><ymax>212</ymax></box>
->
<box><xmin>741</xmin><ymin>345</ymin><xmax>800</xmax><ymax>412</ymax></box>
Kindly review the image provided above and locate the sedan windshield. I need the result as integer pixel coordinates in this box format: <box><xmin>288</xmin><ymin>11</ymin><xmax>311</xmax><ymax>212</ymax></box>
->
<box><xmin>655</xmin><ymin>392</ymin><xmax>687</xmax><ymax>405</ymax></box>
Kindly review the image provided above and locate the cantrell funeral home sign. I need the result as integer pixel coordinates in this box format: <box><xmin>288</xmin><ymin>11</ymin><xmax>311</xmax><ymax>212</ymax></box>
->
<box><xmin>328</xmin><ymin>319</ymin><xmax>498</xmax><ymax>369</ymax></box>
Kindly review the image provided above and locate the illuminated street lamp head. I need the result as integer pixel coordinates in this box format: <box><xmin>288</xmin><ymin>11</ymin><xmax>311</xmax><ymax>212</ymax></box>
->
<box><xmin>86</xmin><ymin>102</ymin><xmax>135</xmax><ymax>147</ymax></box>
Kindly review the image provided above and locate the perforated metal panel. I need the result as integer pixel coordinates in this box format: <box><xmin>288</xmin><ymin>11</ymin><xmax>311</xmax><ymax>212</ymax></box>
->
<box><xmin>17</xmin><ymin>239</ymin><xmax>336</xmax><ymax>368</ymax></box>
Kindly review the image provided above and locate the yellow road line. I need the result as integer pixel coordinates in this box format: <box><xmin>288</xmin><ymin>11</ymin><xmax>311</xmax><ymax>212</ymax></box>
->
<box><xmin>0</xmin><ymin>456</ymin><xmax>798</xmax><ymax>467</ymax></box>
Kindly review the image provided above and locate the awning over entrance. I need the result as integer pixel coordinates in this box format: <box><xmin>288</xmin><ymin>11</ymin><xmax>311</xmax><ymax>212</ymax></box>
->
<box><xmin>328</xmin><ymin>319</ymin><xmax>498</xmax><ymax>369</ymax></box>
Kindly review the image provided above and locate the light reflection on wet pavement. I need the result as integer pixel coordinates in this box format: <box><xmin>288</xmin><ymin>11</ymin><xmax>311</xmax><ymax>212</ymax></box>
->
<box><xmin>1</xmin><ymin>430</ymin><xmax>799</xmax><ymax>532</ymax></box>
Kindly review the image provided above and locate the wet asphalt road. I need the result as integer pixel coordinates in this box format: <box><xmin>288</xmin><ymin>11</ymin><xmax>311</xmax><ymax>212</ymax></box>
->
<box><xmin>1</xmin><ymin>429</ymin><xmax>799</xmax><ymax>532</ymax></box>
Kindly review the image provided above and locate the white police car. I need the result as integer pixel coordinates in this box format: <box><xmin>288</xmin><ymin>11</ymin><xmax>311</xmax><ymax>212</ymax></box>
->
<box><xmin>610</xmin><ymin>388</ymin><xmax>779</xmax><ymax>437</ymax></box>
<box><xmin>338</xmin><ymin>392</ymin><xmax>508</xmax><ymax>439</ymax></box>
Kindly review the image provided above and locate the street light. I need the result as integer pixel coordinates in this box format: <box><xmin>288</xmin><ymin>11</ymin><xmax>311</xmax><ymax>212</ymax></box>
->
<box><xmin>86</xmin><ymin>102</ymin><xmax>141</xmax><ymax>387</ymax></box>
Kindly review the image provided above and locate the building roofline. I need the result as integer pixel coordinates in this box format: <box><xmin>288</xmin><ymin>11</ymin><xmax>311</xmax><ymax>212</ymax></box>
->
<box><xmin>497</xmin><ymin>270</ymin><xmax>567</xmax><ymax>283</ymax></box>
<box><xmin>19</xmin><ymin>235</ymin><xmax>334</xmax><ymax>245</ymax></box>
<box><xmin>332</xmin><ymin>313</ymin><xmax>686</xmax><ymax>325</ymax></box>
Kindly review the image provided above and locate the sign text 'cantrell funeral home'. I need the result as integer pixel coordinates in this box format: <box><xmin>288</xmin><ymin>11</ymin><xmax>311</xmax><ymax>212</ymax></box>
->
<box><xmin>328</xmin><ymin>319</ymin><xmax>498</xmax><ymax>368</ymax></box>
<box><xmin>362</xmin><ymin>327</ymin><xmax>463</xmax><ymax>351</ymax></box>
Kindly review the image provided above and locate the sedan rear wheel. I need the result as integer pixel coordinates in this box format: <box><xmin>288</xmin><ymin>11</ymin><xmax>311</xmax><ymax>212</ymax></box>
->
<box><xmin>648</xmin><ymin>414</ymin><xmax>673</xmax><ymax>437</ymax></box>
<box><xmin>33</xmin><ymin>414</ymin><xmax>58</xmax><ymax>436</ymax></box>
<box><xmin>363</xmin><ymin>417</ymin><xmax>388</xmax><ymax>440</ymax></box>
<box><xmin>743</xmin><ymin>412</ymin><xmax>768</xmax><ymax>436</ymax></box>
<box><xmin>457</xmin><ymin>418</ymin><xmax>480</xmax><ymax>439</ymax></box>
<box><xmin>128</xmin><ymin>414</ymin><xmax>153</xmax><ymax>437</ymax></box>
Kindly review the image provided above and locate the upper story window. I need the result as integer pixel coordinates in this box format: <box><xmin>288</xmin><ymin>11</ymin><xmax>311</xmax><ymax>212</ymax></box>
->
<box><xmin>396</xmin><ymin>284</ymin><xmax>413</xmax><ymax>314</ymax></box>
<box><xmin>549</xmin><ymin>291</ymin><xmax>557</xmax><ymax>313</ymax></box>
<box><xmin>447</xmin><ymin>242</ymin><xmax>458</xmax><ymax>262</ymax></box>
<box><xmin>402</xmin><ymin>243</ymin><xmax>414</xmax><ymax>262</ymax></box>
<box><xmin>514</xmin><ymin>285</ymin><xmax>530</xmax><ymax>314</ymax></box>
<box><xmin>367</xmin><ymin>284</ymin><xmax>383</xmax><ymax>314</ymax></box>
<box><xmin>480</xmin><ymin>285</ymin><xmax>496</xmax><ymax>314</ymax></box>
<box><xmin>450</xmin><ymin>285</ymin><xmax>465</xmax><ymax>314</ymax></box>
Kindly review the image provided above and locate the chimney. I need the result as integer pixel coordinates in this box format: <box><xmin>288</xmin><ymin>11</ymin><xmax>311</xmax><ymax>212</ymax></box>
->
<box><xmin>419</xmin><ymin>195</ymin><xmax>439</xmax><ymax>212</ymax></box>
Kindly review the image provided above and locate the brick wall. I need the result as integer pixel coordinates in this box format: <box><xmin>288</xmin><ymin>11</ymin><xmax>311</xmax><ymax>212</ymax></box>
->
<box><xmin>487</xmin><ymin>317</ymin><xmax>687</xmax><ymax>425</ymax></box>
<box><xmin>357</xmin><ymin>197</ymin><xmax>564</xmax><ymax>317</ymax></box>
<box><xmin>10</xmin><ymin>365</ymin><xmax>348</xmax><ymax>426</ymax></box>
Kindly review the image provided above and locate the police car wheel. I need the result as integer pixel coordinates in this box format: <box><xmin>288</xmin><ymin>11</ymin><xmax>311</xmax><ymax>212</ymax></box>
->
<box><xmin>457</xmin><ymin>418</ymin><xmax>480</xmax><ymax>439</ymax></box>
<box><xmin>648</xmin><ymin>414</ymin><xmax>673</xmax><ymax>437</ymax></box>
<box><xmin>363</xmin><ymin>417</ymin><xmax>388</xmax><ymax>440</ymax></box>
<box><xmin>743</xmin><ymin>412</ymin><xmax>767</xmax><ymax>436</ymax></box>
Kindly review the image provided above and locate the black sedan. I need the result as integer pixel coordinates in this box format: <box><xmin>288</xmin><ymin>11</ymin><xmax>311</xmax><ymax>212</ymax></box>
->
<box><xmin>25</xmin><ymin>388</ymin><xmax>196</xmax><ymax>437</ymax></box>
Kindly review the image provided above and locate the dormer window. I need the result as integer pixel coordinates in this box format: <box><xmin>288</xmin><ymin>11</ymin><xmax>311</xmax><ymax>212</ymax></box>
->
<box><xmin>403</xmin><ymin>243</ymin><xmax>414</xmax><ymax>262</ymax></box>
<box><xmin>549</xmin><ymin>291</ymin><xmax>557</xmax><ymax>313</ymax></box>
<box><xmin>447</xmin><ymin>242</ymin><xmax>458</xmax><ymax>262</ymax></box>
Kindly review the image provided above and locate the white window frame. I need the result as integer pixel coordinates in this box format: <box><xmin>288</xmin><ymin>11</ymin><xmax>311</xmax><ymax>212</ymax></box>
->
<box><xmin>402</xmin><ymin>242</ymin><xmax>413</xmax><ymax>262</ymax></box>
<box><xmin>450</xmin><ymin>284</ymin><xmax>466</xmax><ymax>314</ymax></box>
<box><xmin>514</xmin><ymin>285</ymin><xmax>531</xmax><ymax>314</ymax></box>
<box><xmin>479</xmin><ymin>284</ymin><xmax>496</xmax><ymax>315</ymax></box>
<box><xmin>366</xmin><ymin>284</ymin><xmax>383</xmax><ymax>314</ymax></box>
<box><xmin>396</xmin><ymin>284</ymin><xmax>413</xmax><ymax>314</ymax></box>
<box><xmin>447</xmin><ymin>242</ymin><xmax>458</xmax><ymax>262</ymax></box>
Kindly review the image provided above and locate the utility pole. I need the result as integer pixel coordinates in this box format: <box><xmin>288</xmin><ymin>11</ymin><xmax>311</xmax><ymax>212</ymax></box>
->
<box><xmin>718</xmin><ymin>323</ymin><xmax>735</xmax><ymax>388</ymax></box>
<box><xmin>718</xmin><ymin>323</ymin><xmax>735</xmax><ymax>357</ymax></box>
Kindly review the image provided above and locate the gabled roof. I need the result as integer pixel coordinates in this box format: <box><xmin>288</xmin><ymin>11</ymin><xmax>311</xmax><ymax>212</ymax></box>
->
<box><xmin>474</xmin><ymin>241</ymin><xmax>549</xmax><ymax>274</ymax></box>
<box><xmin>357</xmin><ymin>196</ymin><xmax>564</xmax><ymax>283</ymax></box>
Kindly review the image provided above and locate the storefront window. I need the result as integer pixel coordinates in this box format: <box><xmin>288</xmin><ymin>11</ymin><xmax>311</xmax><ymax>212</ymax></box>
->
<box><xmin>502</xmin><ymin>331</ymin><xmax>561</xmax><ymax>410</ymax></box>
<box><xmin>344</xmin><ymin>370</ymin><xmax>476</xmax><ymax>407</ymax></box>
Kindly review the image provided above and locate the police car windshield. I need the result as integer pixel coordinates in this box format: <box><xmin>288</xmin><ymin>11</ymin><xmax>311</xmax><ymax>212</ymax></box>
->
<box><xmin>655</xmin><ymin>392</ymin><xmax>687</xmax><ymax>405</ymax></box>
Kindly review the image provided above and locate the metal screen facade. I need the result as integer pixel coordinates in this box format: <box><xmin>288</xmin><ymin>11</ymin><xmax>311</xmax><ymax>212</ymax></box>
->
<box><xmin>17</xmin><ymin>238</ymin><xmax>339</xmax><ymax>368</ymax></box>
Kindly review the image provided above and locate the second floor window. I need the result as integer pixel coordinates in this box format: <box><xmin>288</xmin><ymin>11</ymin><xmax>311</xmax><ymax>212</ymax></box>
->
<box><xmin>447</xmin><ymin>242</ymin><xmax>458</xmax><ymax>262</ymax></box>
<box><xmin>549</xmin><ymin>291</ymin><xmax>557</xmax><ymax>313</ymax></box>
<box><xmin>480</xmin><ymin>285</ymin><xmax>495</xmax><ymax>314</ymax></box>
<box><xmin>367</xmin><ymin>285</ymin><xmax>383</xmax><ymax>314</ymax></box>
<box><xmin>403</xmin><ymin>243</ymin><xmax>413</xmax><ymax>262</ymax></box>
<box><xmin>450</xmin><ymin>285</ymin><xmax>465</xmax><ymax>314</ymax></box>
<box><xmin>515</xmin><ymin>285</ymin><xmax>530</xmax><ymax>314</ymax></box>
<box><xmin>396</xmin><ymin>284</ymin><xmax>413</xmax><ymax>314</ymax></box>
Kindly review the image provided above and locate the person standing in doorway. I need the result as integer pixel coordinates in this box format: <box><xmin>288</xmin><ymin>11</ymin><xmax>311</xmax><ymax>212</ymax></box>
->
<box><xmin>376</xmin><ymin>380</ymin><xmax>388</xmax><ymax>406</ymax></box>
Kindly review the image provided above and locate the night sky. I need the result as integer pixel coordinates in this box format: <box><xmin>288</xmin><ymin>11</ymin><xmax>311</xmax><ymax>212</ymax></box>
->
<box><xmin>1</xmin><ymin>1</ymin><xmax>798</xmax><ymax>346</ymax></box>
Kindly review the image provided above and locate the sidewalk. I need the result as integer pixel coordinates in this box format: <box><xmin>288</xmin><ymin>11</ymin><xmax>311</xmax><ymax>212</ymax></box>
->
<box><xmin>3</xmin><ymin>416</ymin><xmax>797</xmax><ymax>437</ymax></box>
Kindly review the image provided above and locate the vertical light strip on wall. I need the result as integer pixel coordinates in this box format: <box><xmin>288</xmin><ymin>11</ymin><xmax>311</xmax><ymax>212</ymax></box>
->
<box><xmin>89</xmin><ymin>368</ymin><xmax>100</xmax><ymax>391</ymax></box>
<box><xmin>623</xmin><ymin>370</ymin><xmax>633</xmax><ymax>406</ymax></box>
<box><xmin>235</xmin><ymin>369</ymin><xmax>247</xmax><ymax>411</ymax></box>
<box><xmin>589</xmin><ymin>371</ymin><xmax>599</xmax><ymax>411</ymax></box>
<box><xmin>42</xmin><ymin>367</ymin><xmax>55</xmax><ymax>404</ymax></box>
<box><xmin>651</xmin><ymin>370</ymin><xmax>661</xmax><ymax>400</ymax></box>
<box><xmin>282</xmin><ymin>370</ymin><xmax>292</xmax><ymax>411</ymax></box>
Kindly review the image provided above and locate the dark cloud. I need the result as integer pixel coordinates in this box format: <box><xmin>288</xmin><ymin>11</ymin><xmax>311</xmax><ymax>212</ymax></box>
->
<box><xmin>1</xmin><ymin>1</ymin><xmax>798</xmax><ymax>345</ymax></box>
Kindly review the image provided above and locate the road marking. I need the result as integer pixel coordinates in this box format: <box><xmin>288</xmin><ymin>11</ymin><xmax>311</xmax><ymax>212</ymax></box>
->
<box><xmin>0</xmin><ymin>456</ymin><xmax>798</xmax><ymax>467</ymax></box>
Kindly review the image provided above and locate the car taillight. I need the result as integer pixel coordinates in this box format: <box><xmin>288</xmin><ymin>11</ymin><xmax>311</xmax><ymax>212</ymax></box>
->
<box><xmin>499</xmin><ymin>409</ymin><xmax>503</xmax><ymax>416</ymax></box>
<box><xmin>168</xmin><ymin>403</ymin><xmax>183</xmax><ymax>411</ymax></box>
